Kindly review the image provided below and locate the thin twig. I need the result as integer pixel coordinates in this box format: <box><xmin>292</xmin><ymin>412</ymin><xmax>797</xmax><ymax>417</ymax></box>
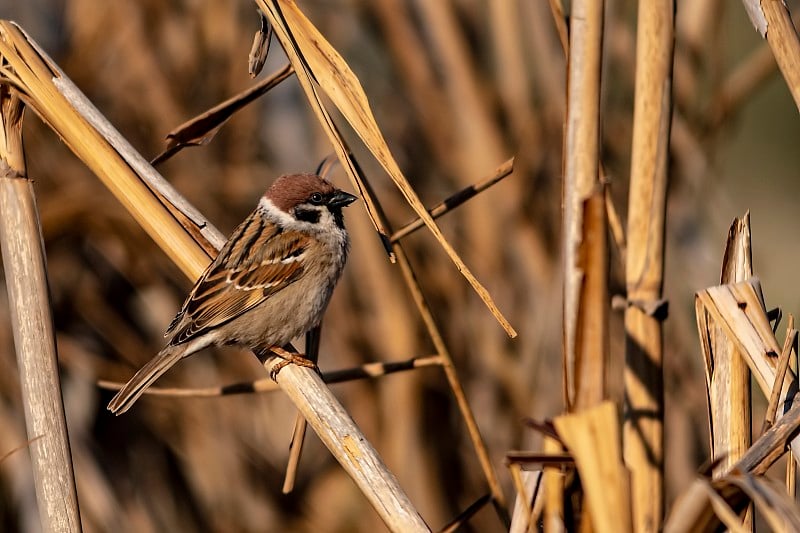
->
<box><xmin>98</xmin><ymin>355</ymin><xmax>444</xmax><ymax>397</ymax></box>
<box><xmin>437</xmin><ymin>494</ymin><xmax>492</xmax><ymax>533</ymax></box>
<box><xmin>547</xmin><ymin>0</ymin><xmax>569</xmax><ymax>54</ymax></box>
<box><xmin>390</xmin><ymin>157</ymin><xmax>514</xmax><ymax>242</ymax></box>
<box><xmin>762</xmin><ymin>317</ymin><xmax>797</xmax><ymax>434</ymax></box>
<box><xmin>508</xmin><ymin>463</ymin><xmax>531</xmax><ymax>524</ymax></box>
<box><xmin>283</xmin><ymin>326</ymin><xmax>321</xmax><ymax>494</ymax></box>
<box><xmin>0</xmin><ymin>434</ymin><xmax>43</xmax><ymax>464</ymax></box>
<box><xmin>624</xmin><ymin>1</ymin><xmax>674</xmax><ymax>529</ymax></box>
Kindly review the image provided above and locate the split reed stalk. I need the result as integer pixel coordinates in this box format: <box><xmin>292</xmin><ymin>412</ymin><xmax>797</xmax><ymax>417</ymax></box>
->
<box><xmin>623</xmin><ymin>1</ymin><xmax>674</xmax><ymax>532</ymax></box>
<box><xmin>561</xmin><ymin>0</ymin><xmax>607</xmax><ymax>411</ymax></box>
<box><xmin>708</xmin><ymin>214</ymin><xmax>753</xmax><ymax>529</ymax></box>
<box><xmin>0</xmin><ymin>89</ymin><xmax>81</xmax><ymax>532</ymax></box>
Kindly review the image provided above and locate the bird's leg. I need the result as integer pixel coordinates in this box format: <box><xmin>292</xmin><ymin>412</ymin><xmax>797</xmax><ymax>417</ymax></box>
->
<box><xmin>268</xmin><ymin>345</ymin><xmax>318</xmax><ymax>381</ymax></box>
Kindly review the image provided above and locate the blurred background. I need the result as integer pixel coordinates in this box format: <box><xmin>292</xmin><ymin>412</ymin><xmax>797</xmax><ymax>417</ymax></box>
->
<box><xmin>0</xmin><ymin>0</ymin><xmax>798</xmax><ymax>531</ymax></box>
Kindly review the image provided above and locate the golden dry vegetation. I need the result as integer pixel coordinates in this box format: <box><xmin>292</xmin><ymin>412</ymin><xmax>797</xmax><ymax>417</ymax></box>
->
<box><xmin>0</xmin><ymin>1</ymin><xmax>799</xmax><ymax>532</ymax></box>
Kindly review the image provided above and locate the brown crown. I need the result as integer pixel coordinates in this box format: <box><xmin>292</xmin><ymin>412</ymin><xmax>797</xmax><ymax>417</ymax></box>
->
<box><xmin>265</xmin><ymin>174</ymin><xmax>336</xmax><ymax>212</ymax></box>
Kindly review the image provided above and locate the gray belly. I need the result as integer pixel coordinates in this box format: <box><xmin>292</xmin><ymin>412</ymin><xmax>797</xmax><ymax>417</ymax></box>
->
<box><xmin>230</xmin><ymin>271</ymin><xmax>335</xmax><ymax>349</ymax></box>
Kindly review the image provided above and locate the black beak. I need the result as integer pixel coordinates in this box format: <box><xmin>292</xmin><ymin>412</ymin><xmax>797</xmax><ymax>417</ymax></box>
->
<box><xmin>328</xmin><ymin>190</ymin><xmax>358</xmax><ymax>208</ymax></box>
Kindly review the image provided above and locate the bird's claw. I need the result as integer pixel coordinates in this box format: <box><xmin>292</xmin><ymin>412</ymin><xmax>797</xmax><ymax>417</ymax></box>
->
<box><xmin>269</xmin><ymin>347</ymin><xmax>318</xmax><ymax>381</ymax></box>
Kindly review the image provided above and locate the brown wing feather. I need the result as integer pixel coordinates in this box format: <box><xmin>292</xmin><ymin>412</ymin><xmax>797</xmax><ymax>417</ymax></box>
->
<box><xmin>165</xmin><ymin>212</ymin><xmax>309</xmax><ymax>345</ymax></box>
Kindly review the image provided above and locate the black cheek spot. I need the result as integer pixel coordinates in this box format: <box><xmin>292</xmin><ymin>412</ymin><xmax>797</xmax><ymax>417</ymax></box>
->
<box><xmin>294</xmin><ymin>208</ymin><xmax>321</xmax><ymax>224</ymax></box>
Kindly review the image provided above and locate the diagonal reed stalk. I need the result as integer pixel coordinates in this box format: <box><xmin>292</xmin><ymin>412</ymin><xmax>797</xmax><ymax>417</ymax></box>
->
<box><xmin>740</xmin><ymin>0</ymin><xmax>800</xmax><ymax>112</ymax></box>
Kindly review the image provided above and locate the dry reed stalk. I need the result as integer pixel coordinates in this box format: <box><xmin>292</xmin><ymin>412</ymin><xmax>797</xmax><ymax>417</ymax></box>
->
<box><xmin>696</xmin><ymin>279</ymin><xmax>800</xmax><ymax>460</ymax></box>
<box><xmin>247</xmin><ymin>11</ymin><xmax>272</xmax><ymax>78</ymax></box>
<box><xmin>553</xmin><ymin>402</ymin><xmax>632</xmax><ymax>533</ymax></box>
<box><xmin>98</xmin><ymin>355</ymin><xmax>444</xmax><ymax>398</ymax></box>
<box><xmin>548</xmin><ymin>0</ymin><xmax>569</xmax><ymax>55</ymax></box>
<box><xmin>509</xmin><ymin>470</ymin><xmax>540</xmax><ymax>533</ymax></box>
<box><xmin>393</xmin><ymin>242</ymin><xmax>509</xmax><ymax>521</ymax></box>
<box><xmin>543</xmin><ymin>435</ymin><xmax>565</xmax><ymax>533</ymax></box>
<box><xmin>389</xmin><ymin>157</ymin><xmax>515</xmax><ymax>243</ymax></box>
<box><xmin>790</xmin><ymin>345</ymin><xmax>799</xmax><ymax>498</ymax></box>
<box><xmin>727</xmin><ymin>475</ymin><xmax>800</xmax><ymax>532</ymax></box>
<box><xmin>623</xmin><ymin>1</ymin><xmax>674</xmax><ymax>531</ymax></box>
<box><xmin>508</xmin><ymin>462</ymin><xmax>530</xmax><ymax>524</ymax></box>
<box><xmin>762</xmin><ymin>319</ymin><xmax>796</xmax><ymax>433</ymax></box>
<box><xmin>0</xmin><ymin>89</ymin><xmax>81</xmax><ymax>532</ymax></box>
<box><xmin>263</xmin><ymin>357</ymin><xmax>430</xmax><ymax>532</ymax></box>
<box><xmin>437</xmin><ymin>494</ymin><xmax>492</xmax><ymax>533</ymax></box>
<box><xmin>704</xmin><ymin>214</ymin><xmax>753</xmax><ymax>529</ymax></box>
<box><xmin>741</xmin><ymin>0</ymin><xmax>800</xmax><ymax>111</ymax></box>
<box><xmin>706</xmin><ymin>215</ymin><xmax>752</xmax><ymax>476</ymax></box>
<box><xmin>665</xmin><ymin>389</ymin><xmax>800</xmax><ymax>531</ymax></box>
<box><xmin>562</xmin><ymin>0</ymin><xmax>608</xmax><ymax>411</ymax></box>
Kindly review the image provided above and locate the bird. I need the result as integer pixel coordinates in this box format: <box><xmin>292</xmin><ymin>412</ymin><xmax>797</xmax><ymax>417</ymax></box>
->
<box><xmin>107</xmin><ymin>173</ymin><xmax>357</xmax><ymax>414</ymax></box>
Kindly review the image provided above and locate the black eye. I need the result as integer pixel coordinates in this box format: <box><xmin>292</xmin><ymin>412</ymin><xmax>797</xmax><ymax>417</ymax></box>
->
<box><xmin>309</xmin><ymin>193</ymin><xmax>324</xmax><ymax>205</ymax></box>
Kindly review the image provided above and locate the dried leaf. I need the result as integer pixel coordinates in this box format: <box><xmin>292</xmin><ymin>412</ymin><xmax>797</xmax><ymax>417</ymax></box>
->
<box><xmin>152</xmin><ymin>63</ymin><xmax>294</xmax><ymax>165</ymax></box>
<box><xmin>248</xmin><ymin>11</ymin><xmax>272</xmax><ymax>77</ymax></box>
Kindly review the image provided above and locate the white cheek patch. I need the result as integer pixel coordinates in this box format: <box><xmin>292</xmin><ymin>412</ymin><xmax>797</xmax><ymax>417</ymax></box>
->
<box><xmin>258</xmin><ymin>194</ymin><xmax>348</xmax><ymax>253</ymax></box>
<box><xmin>259</xmin><ymin>196</ymin><xmax>338</xmax><ymax>233</ymax></box>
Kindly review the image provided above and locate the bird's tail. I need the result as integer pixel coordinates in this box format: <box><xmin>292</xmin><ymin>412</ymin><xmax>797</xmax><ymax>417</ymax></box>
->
<box><xmin>107</xmin><ymin>344</ymin><xmax>186</xmax><ymax>415</ymax></box>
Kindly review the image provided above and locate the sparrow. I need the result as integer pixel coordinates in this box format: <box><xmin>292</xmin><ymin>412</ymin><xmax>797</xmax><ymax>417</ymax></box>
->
<box><xmin>107</xmin><ymin>173</ymin><xmax>357</xmax><ymax>414</ymax></box>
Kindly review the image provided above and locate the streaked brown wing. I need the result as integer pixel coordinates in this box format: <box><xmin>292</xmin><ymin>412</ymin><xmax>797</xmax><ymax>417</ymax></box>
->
<box><xmin>166</xmin><ymin>212</ymin><xmax>310</xmax><ymax>345</ymax></box>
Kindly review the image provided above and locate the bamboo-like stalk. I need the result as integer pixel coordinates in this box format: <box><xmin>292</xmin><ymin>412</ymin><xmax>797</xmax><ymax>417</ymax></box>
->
<box><xmin>264</xmin><ymin>357</ymin><xmax>430</xmax><ymax>532</ymax></box>
<box><xmin>623</xmin><ymin>1</ymin><xmax>674</xmax><ymax>531</ymax></box>
<box><xmin>0</xmin><ymin>89</ymin><xmax>81</xmax><ymax>532</ymax></box>
<box><xmin>706</xmin><ymin>214</ymin><xmax>753</xmax><ymax>529</ymax></box>
<box><xmin>562</xmin><ymin>0</ymin><xmax>608</xmax><ymax>411</ymax></box>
